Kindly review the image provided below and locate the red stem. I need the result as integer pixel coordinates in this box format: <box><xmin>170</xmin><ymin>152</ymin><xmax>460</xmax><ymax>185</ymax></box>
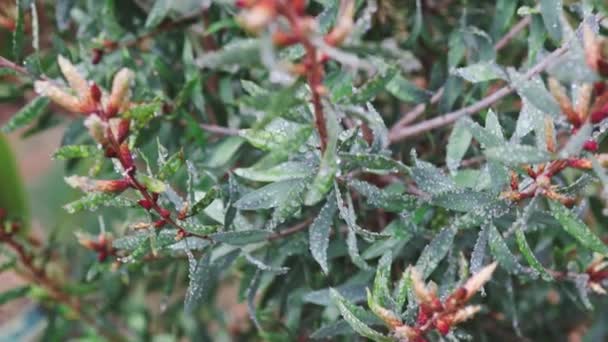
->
<box><xmin>276</xmin><ymin>1</ymin><xmax>328</xmax><ymax>152</ymax></box>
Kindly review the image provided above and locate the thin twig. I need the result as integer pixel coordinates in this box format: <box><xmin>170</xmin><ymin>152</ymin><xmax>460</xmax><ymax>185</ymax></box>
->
<box><xmin>200</xmin><ymin>123</ymin><xmax>239</xmax><ymax>136</ymax></box>
<box><xmin>494</xmin><ymin>15</ymin><xmax>532</xmax><ymax>51</ymax></box>
<box><xmin>388</xmin><ymin>38</ymin><xmax>570</xmax><ymax>142</ymax></box>
<box><xmin>267</xmin><ymin>218</ymin><xmax>313</xmax><ymax>241</ymax></box>
<box><xmin>0</xmin><ymin>55</ymin><xmax>36</xmax><ymax>77</ymax></box>
<box><xmin>276</xmin><ymin>1</ymin><xmax>329</xmax><ymax>152</ymax></box>
<box><xmin>389</xmin><ymin>16</ymin><xmax>531</xmax><ymax>131</ymax></box>
<box><xmin>103</xmin><ymin>12</ymin><xmax>203</xmax><ymax>53</ymax></box>
<box><xmin>0</xmin><ymin>231</ymin><xmax>127</xmax><ymax>341</ymax></box>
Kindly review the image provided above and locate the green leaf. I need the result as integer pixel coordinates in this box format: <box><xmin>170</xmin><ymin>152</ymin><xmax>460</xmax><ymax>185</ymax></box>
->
<box><xmin>549</xmin><ymin>200</ymin><xmax>608</xmax><ymax>255</ymax></box>
<box><xmin>267</xmin><ymin>177</ymin><xmax>308</xmax><ymax>230</ymax></box>
<box><xmin>351</xmin><ymin>68</ymin><xmax>395</xmax><ymax>104</ymax></box>
<box><xmin>304</xmin><ymin>283</ymin><xmax>368</xmax><ymax>306</ymax></box>
<box><xmin>509</xmin><ymin>71</ymin><xmax>561</xmax><ymax>116</ymax></box>
<box><xmin>309</xmin><ymin>192</ymin><xmax>338</xmax><ymax>274</ymax></box>
<box><xmin>432</xmin><ymin>189</ymin><xmax>494</xmax><ymax>212</ymax></box>
<box><xmin>446</xmin><ymin>119</ymin><xmax>472</xmax><ymax>174</ymax></box>
<box><xmin>330</xmin><ymin>289</ymin><xmax>392</xmax><ymax>342</ymax></box>
<box><xmin>234</xmin><ymin>161</ymin><xmax>312</xmax><ymax>182</ymax></box>
<box><xmin>539</xmin><ymin>0</ymin><xmax>563</xmax><ymax>42</ymax></box>
<box><xmin>64</xmin><ymin>193</ymin><xmax>134</xmax><ymax>214</ymax></box>
<box><xmin>310</xmin><ymin>320</ymin><xmax>361</xmax><ymax>339</ymax></box>
<box><xmin>184</xmin><ymin>251</ymin><xmax>211</xmax><ymax>313</ymax></box>
<box><xmin>305</xmin><ymin>105</ymin><xmax>339</xmax><ymax>205</ymax></box>
<box><xmin>113</xmin><ymin>232</ymin><xmax>149</xmax><ymax>251</ymax></box>
<box><xmin>235</xmin><ymin>178</ymin><xmax>307</xmax><ymax>210</ymax></box>
<box><xmin>462</xmin><ymin>117</ymin><xmax>503</xmax><ymax>148</ymax></box>
<box><xmin>123</xmin><ymin>102</ymin><xmax>161</xmax><ymax>129</ymax></box>
<box><xmin>560</xmin><ymin>123</ymin><xmax>592</xmax><ymax>158</ymax></box>
<box><xmin>415</xmin><ymin>225</ymin><xmax>457</xmax><ymax>279</ymax></box>
<box><xmin>209</xmin><ymin>230</ymin><xmax>271</xmax><ymax>245</ymax></box>
<box><xmin>339</xmin><ymin>153</ymin><xmax>409</xmax><ymax>174</ymax></box>
<box><xmin>336</xmin><ymin>183</ymin><xmax>388</xmax><ymax>241</ymax></box>
<box><xmin>485</xmin><ymin>144</ymin><xmax>552</xmax><ymax>166</ymax></box>
<box><xmin>190</xmin><ymin>186</ymin><xmax>221</xmax><ymax>216</ymax></box>
<box><xmin>52</xmin><ymin>145</ymin><xmax>99</xmax><ymax>160</ymax></box>
<box><xmin>243</xmin><ymin>251</ymin><xmax>289</xmax><ymax>273</ymax></box>
<box><xmin>240</xmin><ymin>119</ymin><xmax>306</xmax><ymax>151</ymax></box>
<box><xmin>346</xmin><ymin>103</ymin><xmax>389</xmax><ymax>151</ymax></box>
<box><xmin>0</xmin><ymin>286</ymin><xmax>30</xmax><ymax>305</ymax></box>
<box><xmin>2</xmin><ymin>97</ymin><xmax>49</xmax><ymax>133</ymax></box>
<box><xmin>145</xmin><ymin>0</ymin><xmax>171</xmax><ymax>29</ymax></box>
<box><xmin>197</xmin><ymin>39</ymin><xmax>260</xmax><ymax>71</ymax></box>
<box><xmin>386</xmin><ymin>74</ymin><xmax>431</xmax><ymax>103</ymax></box>
<box><xmin>348</xmin><ymin>179</ymin><xmax>416</xmax><ymax>213</ymax></box>
<box><xmin>373</xmin><ymin>251</ymin><xmax>392</xmax><ymax>306</ymax></box>
<box><xmin>205</xmin><ymin>136</ymin><xmax>245</xmax><ymax>168</ymax></box>
<box><xmin>12</xmin><ymin>0</ymin><xmax>24</xmax><ymax>61</ymax></box>
<box><xmin>0</xmin><ymin>68</ymin><xmax>18</xmax><ymax>77</ymax></box>
<box><xmin>0</xmin><ymin>134</ymin><xmax>28</xmax><ymax>227</ymax></box>
<box><xmin>487</xmin><ymin>224</ymin><xmax>528</xmax><ymax>275</ymax></box>
<box><xmin>157</xmin><ymin>149</ymin><xmax>184</xmax><ymax>180</ymax></box>
<box><xmin>405</xmin><ymin>0</ymin><xmax>423</xmax><ymax>45</ymax></box>
<box><xmin>346</xmin><ymin>229</ymin><xmax>371</xmax><ymax>270</ymax></box>
<box><xmin>180</xmin><ymin>222</ymin><xmax>221</xmax><ymax>236</ymax></box>
<box><xmin>452</xmin><ymin>61</ymin><xmax>506</xmax><ymax>83</ymax></box>
<box><xmin>138</xmin><ymin>175</ymin><xmax>166</xmax><ymax>193</ymax></box>
<box><xmin>410</xmin><ymin>151</ymin><xmax>457</xmax><ymax>195</ymax></box>
<box><xmin>515</xmin><ymin>229</ymin><xmax>553</xmax><ymax>281</ymax></box>
<box><xmin>252</xmin><ymin>126</ymin><xmax>313</xmax><ymax>170</ymax></box>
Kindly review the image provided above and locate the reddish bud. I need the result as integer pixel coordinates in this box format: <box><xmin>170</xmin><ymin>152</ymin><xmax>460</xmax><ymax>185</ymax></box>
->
<box><xmin>159</xmin><ymin>208</ymin><xmax>171</xmax><ymax>219</ymax></box>
<box><xmin>235</xmin><ymin>0</ymin><xmax>255</xmax><ymax>8</ymax></box>
<box><xmin>105</xmin><ymin>146</ymin><xmax>117</xmax><ymax>158</ymax></box>
<box><xmin>90</xmin><ymin>83</ymin><xmax>102</xmax><ymax>103</ymax></box>
<box><xmin>162</xmin><ymin>103</ymin><xmax>173</xmax><ymax>115</ymax></box>
<box><xmin>138</xmin><ymin>199</ymin><xmax>153</xmax><ymax>210</ymax></box>
<box><xmin>525</xmin><ymin>166</ymin><xmax>537</xmax><ymax>179</ymax></box>
<box><xmin>272</xmin><ymin>30</ymin><xmax>299</xmax><ymax>47</ymax></box>
<box><xmin>105</xmin><ymin>105</ymin><xmax>118</xmax><ymax>118</ymax></box>
<box><xmin>452</xmin><ymin>287</ymin><xmax>467</xmax><ymax>301</ymax></box>
<box><xmin>154</xmin><ymin>219</ymin><xmax>167</xmax><ymax>228</ymax></box>
<box><xmin>97</xmin><ymin>250</ymin><xmax>108</xmax><ymax>262</ymax></box>
<box><xmin>417</xmin><ymin>306</ymin><xmax>429</xmax><ymax>325</ymax></box>
<box><xmin>102</xmin><ymin>40</ymin><xmax>117</xmax><ymax>49</ymax></box>
<box><xmin>10</xmin><ymin>222</ymin><xmax>21</xmax><ymax>234</ymax></box>
<box><xmin>591</xmin><ymin>108</ymin><xmax>608</xmax><ymax>124</ymax></box>
<box><xmin>176</xmin><ymin>229</ymin><xmax>187</xmax><ymax>241</ymax></box>
<box><xmin>583</xmin><ymin>139</ymin><xmax>599</xmax><ymax>152</ymax></box>
<box><xmin>92</xmin><ymin>48</ymin><xmax>104</xmax><ymax>65</ymax></box>
<box><xmin>95</xmin><ymin>179</ymin><xmax>130</xmax><ymax>193</ymax></box>
<box><xmin>293</xmin><ymin>0</ymin><xmax>307</xmax><ymax>14</ymax></box>
<box><xmin>594</xmin><ymin>82</ymin><xmax>606</xmax><ymax>96</ymax></box>
<box><xmin>568</xmin><ymin>158</ymin><xmax>592</xmax><ymax>169</ymax></box>
<box><xmin>431</xmin><ymin>297</ymin><xmax>443</xmax><ymax>312</ymax></box>
<box><xmin>0</xmin><ymin>17</ymin><xmax>16</xmax><ymax>32</ymax></box>
<box><xmin>119</xmin><ymin>143</ymin><xmax>135</xmax><ymax>172</ymax></box>
<box><xmin>599</xmin><ymin>59</ymin><xmax>608</xmax><ymax>77</ymax></box>
<box><xmin>435</xmin><ymin>318</ymin><xmax>451</xmax><ymax>335</ymax></box>
<box><xmin>116</xmin><ymin>119</ymin><xmax>130</xmax><ymax>144</ymax></box>
<box><xmin>509</xmin><ymin>171</ymin><xmax>519</xmax><ymax>191</ymax></box>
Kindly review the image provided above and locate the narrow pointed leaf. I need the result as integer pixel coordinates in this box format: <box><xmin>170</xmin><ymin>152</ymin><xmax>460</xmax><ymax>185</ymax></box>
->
<box><xmin>549</xmin><ymin>200</ymin><xmax>608</xmax><ymax>255</ymax></box>
<box><xmin>309</xmin><ymin>192</ymin><xmax>338</xmax><ymax>274</ymax></box>
<box><xmin>330</xmin><ymin>289</ymin><xmax>392</xmax><ymax>342</ymax></box>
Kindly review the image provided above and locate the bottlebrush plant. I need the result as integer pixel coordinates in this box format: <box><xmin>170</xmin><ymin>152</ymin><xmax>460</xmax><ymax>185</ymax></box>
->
<box><xmin>2</xmin><ymin>0</ymin><xmax>608</xmax><ymax>341</ymax></box>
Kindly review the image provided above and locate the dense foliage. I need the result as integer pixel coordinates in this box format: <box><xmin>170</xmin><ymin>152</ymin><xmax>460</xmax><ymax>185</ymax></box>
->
<box><xmin>2</xmin><ymin>0</ymin><xmax>608</xmax><ymax>341</ymax></box>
